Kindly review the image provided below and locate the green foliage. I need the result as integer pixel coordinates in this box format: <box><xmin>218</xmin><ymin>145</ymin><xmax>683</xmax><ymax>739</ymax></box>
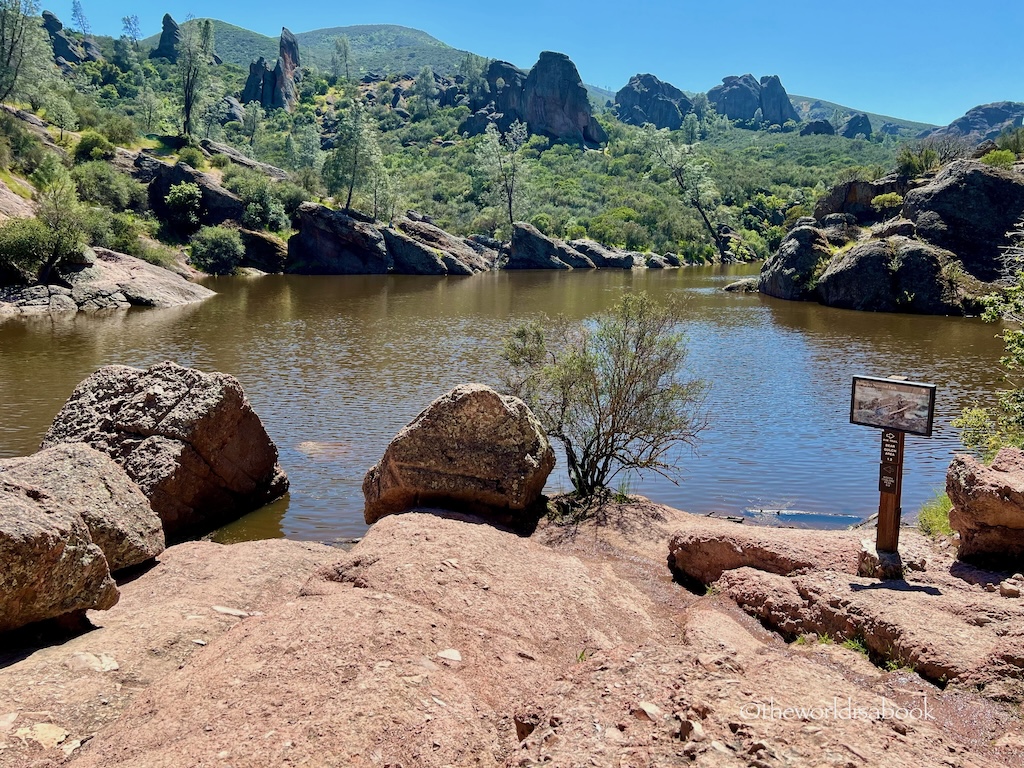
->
<box><xmin>996</xmin><ymin>127</ymin><xmax>1024</xmax><ymax>156</ymax></box>
<box><xmin>209</xmin><ymin>153</ymin><xmax>231</xmax><ymax>169</ymax></box>
<box><xmin>189</xmin><ymin>225</ymin><xmax>244</xmax><ymax>274</ymax></box>
<box><xmin>0</xmin><ymin>0</ymin><xmax>53</xmax><ymax>105</ymax></box>
<box><xmin>475</xmin><ymin>120</ymin><xmax>529</xmax><ymax>236</ymax></box>
<box><xmin>164</xmin><ymin>181</ymin><xmax>203</xmax><ymax>233</ymax></box>
<box><xmin>917</xmin><ymin>491</ymin><xmax>953</xmax><ymax>538</ymax></box>
<box><xmin>871</xmin><ymin>192</ymin><xmax>904</xmax><ymax>215</ymax></box>
<box><xmin>80</xmin><ymin>208</ymin><xmax>146</xmax><ymax>254</ymax></box>
<box><xmin>980</xmin><ymin>149</ymin><xmax>1016</xmax><ymax>169</ymax></box>
<box><xmin>0</xmin><ymin>111</ymin><xmax>44</xmax><ymax>173</ymax></box>
<box><xmin>501</xmin><ymin>293</ymin><xmax>709</xmax><ymax>501</ymax></box>
<box><xmin>71</xmin><ymin>161</ymin><xmax>146</xmax><ymax>211</ymax></box>
<box><xmin>895</xmin><ymin>143</ymin><xmax>939</xmax><ymax>177</ymax></box>
<box><xmin>222</xmin><ymin>167</ymin><xmax>290</xmax><ymax>230</ymax></box>
<box><xmin>74</xmin><ymin>130</ymin><xmax>115</xmax><ymax>163</ymax></box>
<box><xmin>176</xmin><ymin>146</ymin><xmax>206</xmax><ymax>170</ymax></box>
<box><xmin>0</xmin><ymin>216</ymin><xmax>51</xmax><ymax>284</ymax></box>
<box><xmin>842</xmin><ymin>637</ymin><xmax>868</xmax><ymax>655</ymax></box>
<box><xmin>100</xmin><ymin>114</ymin><xmax>138</xmax><ymax>146</ymax></box>
<box><xmin>30</xmin><ymin>154</ymin><xmax>85</xmax><ymax>282</ymax></box>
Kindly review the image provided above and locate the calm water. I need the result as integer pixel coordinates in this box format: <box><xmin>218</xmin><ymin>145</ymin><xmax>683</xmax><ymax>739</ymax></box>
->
<box><xmin>0</xmin><ymin>266</ymin><xmax>1007</xmax><ymax>540</ymax></box>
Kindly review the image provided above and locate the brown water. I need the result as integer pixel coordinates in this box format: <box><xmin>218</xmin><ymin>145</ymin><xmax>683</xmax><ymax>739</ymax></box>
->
<box><xmin>0</xmin><ymin>266</ymin><xmax>1006</xmax><ymax>541</ymax></box>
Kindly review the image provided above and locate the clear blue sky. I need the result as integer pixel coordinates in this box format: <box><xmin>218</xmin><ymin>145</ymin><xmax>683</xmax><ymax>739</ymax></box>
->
<box><xmin>46</xmin><ymin>0</ymin><xmax>1023</xmax><ymax>126</ymax></box>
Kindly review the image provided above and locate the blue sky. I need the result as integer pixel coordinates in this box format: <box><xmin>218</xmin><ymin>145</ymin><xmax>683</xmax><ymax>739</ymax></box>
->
<box><xmin>46</xmin><ymin>0</ymin><xmax>1023</xmax><ymax>126</ymax></box>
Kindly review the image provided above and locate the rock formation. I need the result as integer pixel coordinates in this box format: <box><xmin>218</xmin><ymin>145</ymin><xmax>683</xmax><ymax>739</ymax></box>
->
<box><xmin>799</xmin><ymin>119</ymin><xmax>835</xmax><ymax>136</ymax></box>
<box><xmin>460</xmin><ymin>52</ymin><xmax>606</xmax><ymax>146</ymax></box>
<box><xmin>241</xmin><ymin>29</ymin><xmax>300</xmax><ymax>112</ymax></box>
<box><xmin>812</xmin><ymin>174</ymin><xmax>913</xmax><ymax>222</ymax></box>
<box><xmin>148</xmin><ymin>14</ymin><xmax>180</xmax><ymax>62</ymax></box>
<box><xmin>363</xmin><ymin>384</ymin><xmax>555</xmax><ymax>528</ymax></box>
<box><xmin>507</xmin><ymin>222</ymin><xmax>596</xmax><ymax>269</ymax></box>
<box><xmin>707</xmin><ymin>74</ymin><xmax>800</xmax><ymax>125</ymax></box>
<box><xmin>147</xmin><ymin>159</ymin><xmax>245</xmax><ymax>226</ymax></box>
<box><xmin>41</xmin><ymin>10</ymin><xmax>84</xmax><ymax>66</ymax></box>
<box><xmin>757</xmin><ymin>225</ymin><xmax>832</xmax><ymax>301</ymax></box>
<box><xmin>0</xmin><ymin>443</ymin><xmax>164</xmax><ymax>572</ymax></box>
<box><xmin>41</xmin><ymin>361</ymin><xmax>289</xmax><ymax>541</ymax></box>
<box><xmin>615</xmin><ymin>73</ymin><xmax>693</xmax><ymax>131</ymax></box>
<box><xmin>924</xmin><ymin>101</ymin><xmax>1024</xmax><ymax>143</ymax></box>
<box><xmin>838</xmin><ymin>112</ymin><xmax>872</xmax><ymax>139</ymax></box>
<box><xmin>948</xmin><ymin>448</ymin><xmax>1024</xmax><ymax>566</ymax></box>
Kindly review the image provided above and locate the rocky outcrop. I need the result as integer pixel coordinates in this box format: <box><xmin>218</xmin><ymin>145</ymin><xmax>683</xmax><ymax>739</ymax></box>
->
<box><xmin>363</xmin><ymin>384</ymin><xmax>555</xmax><ymax>528</ymax></box>
<box><xmin>903</xmin><ymin>159</ymin><xmax>1024</xmax><ymax>282</ymax></box>
<box><xmin>614</xmin><ymin>73</ymin><xmax>692</xmax><ymax>130</ymax></box>
<box><xmin>198</xmin><ymin>139</ymin><xmax>289</xmax><ymax>180</ymax></box>
<box><xmin>812</xmin><ymin>174</ymin><xmax>912</xmax><ymax>222</ymax></box>
<box><xmin>508</xmin><ymin>222</ymin><xmax>595</xmax><ymax>269</ymax></box>
<box><xmin>757</xmin><ymin>225</ymin><xmax>831</xmax><ymax>300</ymax></box>
<box><xmin>41</xmin><ymin>10</ymin><xmax>84</xmax><ymax>66</ymax></box>
<box><xmin>0</xmin><ymin>248</ymin><xmax>214</xmax><ymax>315</ymax></box>
<box><xmin>838</xmin><ymin>112</ymin><xmax>872</xmax><ymax>139</ymax></box>
<box><xmin>799</xmin><ymin>119</ymin><xmax>835</xmax><ymax>136</ymax></box>
<box><xmin>148</xmin><ymin>160</ymin><xmax>245</xmax><ymax>226</ymax></box>
<box><xmin>816</xmin><ymin>236</ymin><xmax>964</xmax><ymax>314</ymax></box>
<box><xmin>238</xmin><ymin>229</ymin><xmax>288</xmax><ymax>273</ymax></box>
<box><xmin>384</xmin><ymin>217</ymin><xmax>497</xmax><ymax>275</ymax></box>
<box><xmin>241</xmin><ymin>29</ymin><xmax>300</xmax><ymax>112</ymax></box>
<box><xmin>221</xmin><ymin>96</ymin><xmax>246</xmax><ymax>124</ymax></box>
<box><xmin>460</xmin><ymin>52</ymin><xmax>606</xmax><ymax>146</ymax></box>
<box><xmin>568</xmin><ymin>239</ymin><xmax>643</xmax><ymax>268</ymax></box>
<box><xmin>707</xmin><ymin>74</ymin><xmax>800</xmax><ymax>125</ymax></box>
<box><xmin>924</xmin><ymin>101</ymin><xmax>1024</xmax><ymax>143</ymax></box>
<box><xmin>0</xmin><ymin>443</ymin><xmax>163</xmax><ymax>572</ymax></box>
<box><xmin>948</xmin><ymin>449</ymin><xmax>1024</xmax><ymax>567</ymax></box>
<box><xmin>41</xmin><ymin>361</ymin><xmax>289</xmax><ymax>542</ymax></box>
<box><xmin>148</xmin><ymin>14</ymin><xmax>180</xmax><ymax>62</ymax></box>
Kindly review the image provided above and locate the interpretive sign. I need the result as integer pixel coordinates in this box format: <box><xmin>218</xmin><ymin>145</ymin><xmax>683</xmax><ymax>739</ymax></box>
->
<box><xmin>850</xmin><ymin>376</ymin><xmax>936</xmax><ymax>437</ymax></box>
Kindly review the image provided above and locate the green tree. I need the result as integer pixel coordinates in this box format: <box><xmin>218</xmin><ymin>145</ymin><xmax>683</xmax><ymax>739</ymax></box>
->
<box><xmin>177</xmin><ymin>18</ymin><xmax>213</xmax><ymax>137</ymax></box>
<box><xmin>642</xmin><ymin>124</ymin><xmax>727</xmax><ymax>260</ymax></box>
<box><xmin>323</xmin><ymin>102</ymin><xmax>379</xmax><ymax>211</ymax></box>
<box><xmin>475</xmin><ymin>119</ymin><xmax>529</xmax><ymax>235</ymax></box>
<box><xmin>121</xmin><ymin>14</ymin><xmax>140</xmax><ymax>49</ymax></box>
<box><xmin>190</xmin><ymin>225</ymin><xmax>244</xmax><ymax>274</ymax></box>
<box><xmin>458</xmin><ymin>53</ymin><xmax>488</xmax><ymax>100</ymax></box>
<box><xmin>980</xmin><ymin>149</ymin><xmax>1016</xmax><ymax>169</ymax></box>
<box><xmin>164</xmin><ymin>181</ymin><xmax>202</xmax><ymax>233</ymax></box>
<box><xmin>0</xmin><ymin>0</ymin><xmax>51</xmax><ymax>104</ymax></box>
<box><xmin>330</xmin><ymin>36</ymin><xmax>351</xmax><ymax>81</ymax></box>
<box><xmin>501</xmin><ymin>293</ymin><xmax>709</xmax><ymax>503</ymax></box>
<box><xmin>43</xmin><ymin>93</ymin><xmax>77</xmax><ymax>141</ymax></box>
<box><xmin>30</xmin><ymin>155</ymin><xmax>85</xmax><ymax>283</ymax></box>
<box><xmin>135</xmin><ymin>87</ymin><xmax>165</xmax><ymax>134</ymax></box>
<box><xmin>242</xmin><ymin>101</ymin><xmax>263</xmax><ymax>147</ymax></box>
<box><xmin>70</xmin><ymin>0</ymin><xmax>90</xmax><ymax>37</ymax></box>
<box><xmin>410</xmin><ymin>65</ymin><xmax>437</xmax><ymax>116</ymax></box>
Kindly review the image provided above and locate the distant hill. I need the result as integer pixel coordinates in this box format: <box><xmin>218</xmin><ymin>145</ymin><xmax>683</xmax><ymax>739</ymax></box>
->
<box><xmin>789</xmin><ymin>94</ymin><xmax>937</xmax><ymax>135</ymax></box>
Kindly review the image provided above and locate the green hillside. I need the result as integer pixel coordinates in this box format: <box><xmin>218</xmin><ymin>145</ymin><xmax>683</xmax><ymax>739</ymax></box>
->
<box><xmin>295</xmin><ymin>25</ymin><xmax>470</xmax><ymax>76</ymax></box>
<box><xmin>141</xmin><ymin>19</ymin><xmax>278</xmax><ymax>68</ymax></box>
<box><xmin>789</xmin><ymin>94</ymin><xmax>936</xmax><ymax>135</ymax></box>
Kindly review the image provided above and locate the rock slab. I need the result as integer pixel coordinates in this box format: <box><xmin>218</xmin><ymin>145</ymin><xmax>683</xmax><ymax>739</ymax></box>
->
<box><xmin>41</xmin><ymin>361</ymin><xmax>288</xmax><ymax>542</ymax></box>
<box><xmin>948</xmin><ymin>448</ymin><xmax>1024</xmax><ymax>566</ymax></box>
<box><xmin>363</xmin><ymin>383</ymin><xmax>555</xmax><ymax>527</ymax></box>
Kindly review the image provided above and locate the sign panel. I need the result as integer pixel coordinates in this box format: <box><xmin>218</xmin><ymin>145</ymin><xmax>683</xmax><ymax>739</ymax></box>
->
<box><xmin>881</xmin><ymin>430</ymin><xmax>901</xmax><ymax>464</ymax></box>
<box><xmin>850</xmin><ymin>376</ymin><xmax>936</xmax><ymax>437</ymax></box>
<box><xmin>879</xmin><ymin>463</ymin><xmax>899</xmax><ymax>494</ymax></box>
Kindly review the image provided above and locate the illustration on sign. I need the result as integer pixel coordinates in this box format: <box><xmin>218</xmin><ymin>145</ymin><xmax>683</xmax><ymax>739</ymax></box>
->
<box><xmin>850</xmin><ymin>376</ymin><xmax>936</xmax><ymax>437</ymax></box>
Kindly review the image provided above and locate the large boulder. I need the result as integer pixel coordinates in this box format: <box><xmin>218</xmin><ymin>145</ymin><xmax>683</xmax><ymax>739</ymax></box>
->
<box><xmin>813</xmin><ymin>174</ymin><xmax>912</xmax><ymax>222</ymax></box>
<box><xmin>242</xmin><ymin>57</ymin><xmax>274</xmax><ymax>106</ymax></box>
<box><xmin>924</xmin><ymin>101</ymin><xmax>1024</xmax><ymax>143</ymax></box>
<box><xmin>238</xmin><ymin>229</ymin><xmax>288</xmax><ymax>273</ymax></box>
<box><xmin>383</xmin><ymin>217</ymin><xmax>495</xmax><ymax>275</ymax></box>
<box><xmin>947</xmin><ymin>449</ymin><xmax>1024</xmax><ymax>566</ymax></box>
<box><xmin>0</xmin><ymin>476</ymin><xmax>119</xmax><ymax>633</ymax></box>
<box><xmin>199</xmin><ymin>140</ymin><xmax>289</xmax><ymax>180</ymax></box>
<box><xmin>799</xmin><ymin>119</ymin><xmax>835</xmax><ymax>137</ymax></box>
<box><xmin>568</xmin><ymin>239</ymin><xmax>643</xmax><ymax>269</ymax></box>
<box><xmin>287</xmin><ymin>202</ymin><xmax>390</xmax><ymax>274</ymax></box>
<box><xmin>363</xmin><ymin>384</ymin><xmax>555</xmax><ymax>528</ymax></box>
<box><xmin>41</xmin><ymin>10</ymin><xmax>84</xmax><ymax>66</ymax></box>
<box><xmin>148</xmin><ymin>161</ymin><xmax>245</xmax><ymax>226</ymax></box>
<box><xmin>707</xmin><ymin>74</ymin><xmax>761</xmax><ymax>121</ymax></box>
<box><xmin>148</xmin><ymin>14</ymin><xmax>180</xmax><ymax>62</ymax></box>
<box><xmin>758</xmin><ymin>225</ymin><xmax>831</xmax><ymax>300</ymax></box>
<box><xmin>41</xmin><ymin>362</ymin><xmax>289</xmax><ymax>542</ymax></box>
<box><xmin>838</xmin><ymin>112</ymin><xmax>872</xmax><ymax>139</ymax></box>
<box><xmin>614</xmin><ymin>73</ymin><xmax>692</xmax><ymax>131</ymax></box>
<box><xmin>758</xmin><ymin>75</ymin><xmax>800</xmax><ymax>126</ymax></box>
<box><xmin>270</xmin><ymin>28</ymin><xmax>300</xmax><ymax>111</ymax></box>
<box><xmin>815</xmin><ymin>236</ymin><xmax>963</xmax><ymax>313</ymax></box>
<box><xmin>0</xmin><ymin>443</ymin><xmax>164</xmax><ymax>572</ymax></box>
<box><xmin>508</xmin><ymin>222</ymin><xmax>595</xmax><ymax>270</ymax></box>
<box><xmin>903</xmin><ymin>159</ymin><xmax>1024</xmax><ymax>282</ymax></box>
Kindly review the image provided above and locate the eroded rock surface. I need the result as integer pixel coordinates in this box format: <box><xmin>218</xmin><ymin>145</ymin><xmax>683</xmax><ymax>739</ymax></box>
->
<box><xmin>41</xmin><ymin>361</ymin><xmax>288</xmax><ymax>541</ymax></box>
<box><xmin>948</xmin><ymin>448</ymin><xmax>1024</xmax><ymax>567</ymax></box>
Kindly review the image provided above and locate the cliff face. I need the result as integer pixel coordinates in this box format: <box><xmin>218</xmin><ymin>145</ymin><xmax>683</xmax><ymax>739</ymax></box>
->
<box><xmin>148</xmin><ymin>14</ymin><xmax>180</xmax><ymax>62</ymax></box>
<box><xmin>241</xmin><ymin>28</ymin><xmax>300</xmax><ymax>112</ymax></box>
<box><xmin>615</xmin><ymin>73</ymin><xmax>693</xmax><ymax>130</ymax></box>
<box><xmin>707</xmin><ymin>73</ymin><xmax>800</xmax><ymax>125</ymax></box>
<box><xmin>924</xmin><ymin>101</ymin><xmax>1024</xmax><ymax>142</ymax></box>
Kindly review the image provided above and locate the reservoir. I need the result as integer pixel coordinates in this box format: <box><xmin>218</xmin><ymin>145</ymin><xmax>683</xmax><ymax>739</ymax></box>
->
<box><xmin>0</xmin><ymin>265</ymin><xmax>1006</xmax><ymax>540</ymax></box>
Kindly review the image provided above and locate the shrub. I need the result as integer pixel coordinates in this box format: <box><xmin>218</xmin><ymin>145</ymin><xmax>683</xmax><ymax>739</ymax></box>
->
<box><xmin>0</xmin><ymin>217</ymin><xmax>52</xmax><ymax>284</ymax></box>
<box><xmin>72</xmin><ymin>161</ymin><xmax>147</xmax><ymax>212</ymax></box>
<box><xmin>100</xmin><ymin>115</ymin><xmax>139</xmax><ymax>146</ymax></box>
<box><xmin>980</xmin><ymin>149</ymin><xmax>1016</xmax><ymax>169</ymax></box>
<box><xmin>189</xmin><ymin>225</ymin><xmax>244</xmax><ymax>275</ymax></box>
<box><xmin>176</xmin><ymin>146</ymin><xmax>206</xmax><ymax>170</ymax></box>
<box><xmin>501</xmin><ymin>293</ymin><xmax>709</xmax><ymax>504</ymax></box>
<box><xmin>80</xmin><ymin>208</ymin><xmax>146</xmax><ymax>254</ymax></box>
<box><xmin>917</xmin><ymin>491</ymin><xmax>953</xmax><ymax>538</ymax></box>
<box><xmin>224</xmin><ymin>168</ymin><xmax>290</xmax><ymax>230</ymax></box>
<box><xmin>209</xmin><ymin>153</ymin><xmax>231</xmax><ymax>169</ymax></box>
<box><xmin>73</xmin><ymin>131</ymin><xmax>116</xmax><ymax>163</ymax></box>
<box><xmin>164</xmin><ymin>182</ymin><xmax>203</xmax><ymax>233</ymax></box>
<box><xmin>871</xmin><ymin>192</ymin><xmax>904</xmax><ymax>216</ymax></box>
<box><xmin>0</xmin><ymin>113</ymin><xmax>45</xmax><ymax>173</ymax></box>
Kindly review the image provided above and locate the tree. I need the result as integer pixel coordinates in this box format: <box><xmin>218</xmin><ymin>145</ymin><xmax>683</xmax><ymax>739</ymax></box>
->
<box><xmin>135</xmin><ymin>87</ymin><xmax>164</xmax><ymax>133</ymax></box>
<box><xmin>43</xmin><ymin>93</ymin><xmax>77</xmax><ymax>141</ymax></box>
<box><xmin>199</xmin><ymin>98</ymin><xmax>226</xmax><ymax>140</ymax></box>
<box><xmin>323</xmin><ymin>102</ymin><xmax>380</xmax><ymax>211</ymax></box>
<box><xmin>70</xmin><ymin>0</ymin><xmax>90</xmax><ymax>38</ymax></box>
<box><xmin>410</xmin><ymin>65</ymin><xmax>437</xmax><ymax>116</ymax></box>
<box><xmin>475</xmin><ymin>119</ymin><xmax>528</xmax><ymax>235</ymax></box>
<box><xmin>30</xmin><ymin>155</ymin><xmax>85</xmax><ymax>283</ymax></box>
<box><xmin>330</xmin><ymin>36</ymin><xmax>350</xmax><ymax>81</ymax></box>
<box><xmin>121</xmin><ymin>14</ymin><xmax>140</xmax><ymax>49</ymax></box>
<box><xmin>458</xmin><ymin>53</ymin><xmax>488</xmax><ymax>100</ymax></box>
<box><xmin>177</xmin><ymin>18</ymin><xmax>213</xmax><ymax>137</ymax></box>
<box><xmin>0</xmin><ymin>0</ymin><xmax>51</xmax><ymax>105</ymax></box>
<box><xmin>242</xmin><ymin>101</ymin><xmax>263</xmax><ymax>147</ymax></box>
<box><xmin>642</xmin><ymin>124</ymin><xmax>728</xmax><ymax>260</ymax></box>
<box><xmin>501</xmin><ymin>293</ymin><xmax>709</xmax><ymax>503</ymax></box>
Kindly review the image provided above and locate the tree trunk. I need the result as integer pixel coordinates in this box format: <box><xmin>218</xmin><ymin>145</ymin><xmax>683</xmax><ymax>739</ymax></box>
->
<box><xmin>692</xmin><ymin>198</ymin><xmax>728</xmax><ymax>261</ymax></box>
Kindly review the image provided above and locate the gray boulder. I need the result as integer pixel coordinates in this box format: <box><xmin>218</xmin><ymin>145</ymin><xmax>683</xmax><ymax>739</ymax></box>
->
<box><xmin>813</xmin><ymin>175</ymin><xmax>912</xmax><ymax>223</ymax></box>
<box><xmin>508</xmin><ymin>223</ymin><xmax>594</xmax><ymax>270</ymax></box>
<box><xmin>239</xmin><ymin>229</ymin><xmax>288</xmax><ymax>273</ymax></box>
<box><xmin>0</xmin><ymin>443</ymin><xmax>163</xmax><ymax>572</ymax></box>
<box><xmin>758</xmin><ymin>75</ymin><xmax>799</xmax><ymax>126</ymax></box>
<box><xmin>148</xmin><ymin>161</ymin><xmax>245</xmax><ymax>226</ymax></box>
<box><xmin>568</xmin><ymin>239</ymin><xmax>643</xmax><ymax>269</ymax></box>
<box><xmin>615</xmin><ymin>73</ymin><xmax>692</xmax><ymax>131</ymax></box>
<box><xmin>385</xmin><ymin>217</ymin><xmax>496</xmax><ymax>275</ymax></box>
<box><xmin>363</xmin><ymin>383</ymin><xmax>555</xmax><ymax>530</ymax></box>
<box><xmin>799</xmin><ymin>120</ymin><xmax>835</xmax><ymax>137</ymax></box>
<box><xmin>707</xmin><ymin>74</ymin><xmax>761</xmax><ymax>121</ymax></box>
<box><xmin>288</xmin><ymin>203</ymin><xmax>390</xmax><ymax>274</ymax></box>
<box><xmin>758</xmin><ymin>226</ymin><xmax>832</xmax><ymax>300</ymax></box>
<box><xmin>903</xmin><ymin>159</ymin><xmax>1024</xmax><ymax>282</ymax></box>
<box><xmin>839</xmin><ymin>113</ymin><xmax>872</xmax><ymax>139</ymax></box>
<box><xmin>41</xmin><ymin>10</ymin><xmax>84</xmax><ymax>66</ymax></box>
<box><xmin>41</xmin><ymin>362</ymin><xmax>289</xmax><ymax>542</ymax></box>
<box><xmin>222</xmin><ymin>96</ymin><xmax>246</xmax><ymax>124</ymax></box>
<box><xmin>148</xmin><ymin>14</ymin><xmax>180</xmax><ymax>62</ymax></box>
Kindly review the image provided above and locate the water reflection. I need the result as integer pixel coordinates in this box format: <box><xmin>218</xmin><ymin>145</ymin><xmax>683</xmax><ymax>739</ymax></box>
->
<box><xmin>0</xmin><ymin>266</ymin><xmax>1006</xmax><ymax>540</ymax></box>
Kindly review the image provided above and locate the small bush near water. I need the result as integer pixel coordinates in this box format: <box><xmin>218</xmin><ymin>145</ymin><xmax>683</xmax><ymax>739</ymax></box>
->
<box><xmin>189</xmin><ymin>226</ymin><xmax>244</xmax><ymax>275</ymax></box>
<box><xmin>917</xmin><ymin>491</ymin><xmax>953</xmax><ymax>537</ymax></box>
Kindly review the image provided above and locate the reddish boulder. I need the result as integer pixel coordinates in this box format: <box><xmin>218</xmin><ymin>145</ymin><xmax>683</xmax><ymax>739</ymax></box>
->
<box><xmin>948</xmin><ymin>448</ymin><xmax>1024</xmax><ymax>566</ymax></box>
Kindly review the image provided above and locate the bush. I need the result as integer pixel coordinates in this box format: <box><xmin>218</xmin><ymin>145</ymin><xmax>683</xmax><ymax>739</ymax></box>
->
<box><xmin>80</xmin><ymin>208</ymin><xmax>146</xmax><ymax>254</ymax></box>
<box><xmin>176</xmin><ymin>146</ymin><xmax>206</xmax><ymax>170</ymax></box>
<box><xmin>0</xmin><ymin>113</ymin><xmax>45</xmax><ymax>173</ymax></box>
<box><xmin>917</xmin><ymin>491</ymin><xmax>953</xmax><ymax>538</ymax></box>
<box><xmin>164</xmin><ymin>182</ymin><xmax>203</xmax><ymax>233</ymax></box>
<box><xmin>72</xmin><ymin>161</ymin><xmax>147</xmax><ymax>212</ymax></box>
<box><xmin>190</xmin><ymin>226</ymin><xmax>244</xmax><ymax>275</ymax></box>
<box><xmin>501</xmin><ymin>293</ymin><xmax>709</xmax><ymax>504</ymax></box>
<box><xmin>223</xmin><ymin>168</ymin><xmax>290</xmax><ymax>230</ymax></box>
<box><xmin>980</xmin><ymin>149</ymin><xmax>1016</xmax><ymax>169</ymax></box>
<box><xmin>871</xmin><ymin>192</ymin><xmax>904</xmax><ymax>216</ymax></box>
<box><xmin>74</xmin><ymin>131</ymin><xmax>116</xmax><ymax>163</ymax></box>
<box><xmin>100</xmin><ymin>115</ymin><xmax>139</xmax><ymax>146</ymax></box>
<box><xmin>0</xmin><ymin>217</ymin><xmax>52</xmax><ymax>284</ymax></box>
<box><xmin>209</xmin><ymin>153</ymin><xmax>231</xmax><ymax>169</ymax></box>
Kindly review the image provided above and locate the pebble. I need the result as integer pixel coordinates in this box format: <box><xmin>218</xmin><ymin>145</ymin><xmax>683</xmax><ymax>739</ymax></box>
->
<box><xmin>212</xmin><ymin>606</ymin><xmax>249</xmax><ymax>618</ymax></box>
<box><xmin>437</xmin><ymin>649</ymin><xmax>462</xmax><ymax>662</ymax></box>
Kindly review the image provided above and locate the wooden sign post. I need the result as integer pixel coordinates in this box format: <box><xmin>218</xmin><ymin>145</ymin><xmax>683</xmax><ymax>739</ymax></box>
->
<box><xmin>850</xmin><ymin>376</ymin><xmax>936</xmax><ymax>555</ymax></box>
